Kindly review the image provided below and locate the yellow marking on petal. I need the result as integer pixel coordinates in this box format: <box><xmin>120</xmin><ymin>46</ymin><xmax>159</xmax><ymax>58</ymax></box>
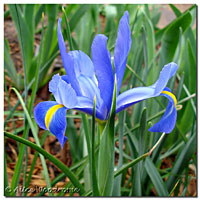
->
<box><xmin>161</xmin><ymin>90</ymin><xmax>177</xmax><ymax>106</ymax></box>
<box><xmin>45</xmin><ymin>104</ymin><xmax>64</xmax><ymax>130</ymax></box>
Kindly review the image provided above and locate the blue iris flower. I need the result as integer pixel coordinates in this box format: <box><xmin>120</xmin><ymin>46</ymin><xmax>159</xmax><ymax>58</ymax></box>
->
<box><xmin>34</xmin><ymin>11</ymin><xmax>178</xmax><ymax>148</ymax></box>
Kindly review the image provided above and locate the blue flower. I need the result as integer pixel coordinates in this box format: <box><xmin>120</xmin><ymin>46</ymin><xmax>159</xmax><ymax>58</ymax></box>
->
<box><xmin>34</xmin><ymin>11</ymin><xmax>178</xmax><ymax>148</ymax></box>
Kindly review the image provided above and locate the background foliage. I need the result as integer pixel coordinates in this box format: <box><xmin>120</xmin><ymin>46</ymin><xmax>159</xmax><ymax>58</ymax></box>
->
<box><xmin>4</xmin><ymin>4</ymin><xmax>196</xmax><ymax>197</ymax></box>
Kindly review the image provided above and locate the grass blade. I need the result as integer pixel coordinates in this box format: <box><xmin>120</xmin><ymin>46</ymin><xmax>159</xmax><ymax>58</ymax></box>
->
<box><xmin>145</xmin><ymin>157</ymin><xmax>168</xmax><ymax>196</ymax></box>
<box><xmin>62</xmin><ymin>6</ymin><xmax>73</xmax><ymax>51</ymax></box>
<box><xmin>4</xmin><ymin>131</ymin><xmax>85</xmax><ymax>195</ymax></box>
<box><xmin>12</xmin><ymin>87</ymin><xmax>52</xmax><ymax>196</ymax></box>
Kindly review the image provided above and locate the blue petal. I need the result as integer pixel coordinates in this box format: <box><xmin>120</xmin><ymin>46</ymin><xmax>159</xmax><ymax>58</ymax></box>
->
<box><xmin>34</xmin><ymin>101</ymin><xmax>68</xmax><ymax>148</ymax></box>
<box><xmin>49</xmin><ymin>106</ymin><xmax>68</xmax><ymax>148</ymax></box>
<box><xmin>116</xmin><ymin>62</ymin><xmax>179</xmax><ymax>113</ymax></box>
<box><xmin>91</xmin><ymin>34</ymin><xmax>114</xmax><ymax>116</ymax></box>
<box><xmin>61</xmin><ymin>75</ymin><xmax>70</xmax><ymax>83</ymax></box>
<box><xmin>49</xmin><ymin>74</ymin><xmax>107</xmax><ymax>120</ymax></box>
<box><xmin>153</xmin><ymin>62</ymin><xmax>179</xmax><ymax>95</ymax></box>
<box><xmin>116</xmin><ymin>87</ymin><xmax>154</xmax><ymax>113</ymax></box>
<box><xmin>148</xmin><ymin>88</ymin><xmax>177</xmax><ymax>133</ymax></box>
<box><xmin>34</xmin><ymin>101</ymin><xmax>58</xmax><ymax>130</ymax></box>
<box><xmin>57</xmin><ymin>18</ymin><xmax>81</xmax><ymax>95</ymax></box>
<box><xmin>68</xmin><ymin>50</ymin><xmax>105</xmax><ymax>110</ymax></box>
<box><xmin>75</xmin><ymin>96</ymin><xmax>107</xmax><ymax>120</ymax></box>
<box><xmin>69</xmin><ymin>50</ymin><xmax>95</xmax><ymax>78</ymax></box>
<box><xmin>49</xmin><ymin>74</ymin><xmax>78</xmax><ymax>108</ymax></box>
<box><xmin>77</xmin><ymin>75</ymin><xmax>105</xmax><ymax>110</ymax></box>
<box><xmin>114</xmin><ymin>11</ymin><xmax>131</xmax><ymax>95</ymax></box>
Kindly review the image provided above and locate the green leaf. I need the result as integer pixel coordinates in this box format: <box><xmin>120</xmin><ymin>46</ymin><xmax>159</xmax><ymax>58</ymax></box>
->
<box><xmin>24</xmin><ymin>4</ymin><xmax>35</xmax><ymax>38</ymax></box>
<box><xmin>62</xmin><ymin>7</ymin><xmax>73</xmax><ymax>51</ymax></box>
<box><xmin>169</xmin><ymin>4</ymin><xmax>182</xmax><ymax>17</ymax></box>
<box><xmin>4</xmin><ymin>131</ymin><xmax>85</xmax><ymax>195</ymax></box>
<box><xmin>4</xmin><ymin>38</ymin><xmax>23</xmax><ymax>90</ymax></box>
<box><xmin>142</xmin><ymin>11</ymin><xmax>155</xmax><ymax>67</ymax></box>
<box><xmin>112</xmin><ymin>111</ymin><xmax>125</xmax><ymax>196</ymax></box>
<box><xmin>166</xmin><ymin>133</ymin><xmax>196</xmax><ymax>192</ymax></box>
<box><xmin>69</xmin><ymin>5</ymin><xmax>90</xmax><ymax>31</ymax></box>
<box><xmin>145</xmin><ymin>157</ymin><xmax>169</xmax><ymax>196</ymax></box>
<box><xmin>159</xmin><ymin>11</ymin><xmax>192</xmax><ymax>67</ymax></box>
<box><xmin>4</xmin><ymin>152</ymin><xmax>10</xmax><ymax>196</ymax></box>
<box><xmin>12</xmin><ymin>88</ymin><xmax>52</xmax><ymax>196</ymax></box>
<box><xmin>98</xmin><ymin>77</ymin><xmax>116</xmax><ymax>196</ymax></box>
<box><xmin>187</xmin><ymin>39</ymin><xmax>196</xmax><ymax>94</ymax></box>
<box><xmin>132</xmin><ymin>108</ymin><xmax>146</xmax><ymax>196</ymax></box>
<box><xmin>24</xmin><ymin>132</ymin><xmax>48</xmax><ymax>196</ymax></box>
<box><xmin>8</xmin><ymin>4</ymin><xmax>34</xmax><ymax>84</ymax></box>
<box><xmin>37</xmin><ymin>5</ymin><xmax>58</xmax><ymax>85</ymax></box>
<box><xmin>34</xmin><ymin>5</ymin><xmax>45</xmax><ymax>29</ymax></box>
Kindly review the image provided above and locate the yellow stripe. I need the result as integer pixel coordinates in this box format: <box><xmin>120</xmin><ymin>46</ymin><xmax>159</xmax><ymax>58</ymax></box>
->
<box><xmin>45</xmin><ymin>104</ymin><xmax>64</xmax><ymax>130</ymax></box>
<box><xmin>161</xmin><ymin>90</ymin><xmax>177</xmax><ymax>106</ymax></box>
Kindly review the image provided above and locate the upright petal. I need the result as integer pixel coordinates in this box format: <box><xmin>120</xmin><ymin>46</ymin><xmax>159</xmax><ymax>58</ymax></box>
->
<box><xmin>148</xmin><ymin>87</ymin><xmax>177</xmax><ymax>133</ymax></box>
<box><xmin>68</xmin><ymin>50</ymin><xmax>105</xmax><ymax>110</ymax></box>
<box><xmin>57</xmin><ymin>18</ymin><xmax>81</xmax><ymax>95</ymax></box>
<box><xmin>114</xmin><ymin>11</ymin><xmax>131</xmax><ymax>95</ymax></box>
<box><xmin>91</xmin><ymin>34</ymin><xmax>114</xmax><ymax>116</ymax></box>
<box><xmin>69</xmin><ymin>50</ymin><xmax>95</xmax><ymax>78</ymax></box>
<box><xmin>34</xmin><ymin>101</ymin><xmax>68</xmax><ymax>148</ymax></box>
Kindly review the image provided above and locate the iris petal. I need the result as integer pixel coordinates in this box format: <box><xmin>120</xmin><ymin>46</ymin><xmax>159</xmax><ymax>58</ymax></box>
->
<box><xmin>68</xmin><ymin>50</ymin><xmax>104</xmax><ymax>110</ymax></box>
<box><xmin>153</xmin><ymin>62</ymin><xmax>179</xmax><ymax>95</ymax></box>
<box><xmin>69</xmin><ymin>50</ymin><xmax>95</xmax><ymax>78</ymax></box>
<box><xmin>148</xmin><ymin>88</ymin><xmax>177</xmax><ymax>133</ymax></box>
<box><xmin>48</xmin><ymin>106</ymin><xmax>68</xmax><ymax>148</ymax></box>
<box><xmin>116</xmin><ymin>86</ymin><xmax>154</xmax><ymax>113</ymax></box>
<box><xmin>49</xmin><ymin>74</ymin><xmax>78</xmax><ymax>108</ymax></box>
<box><xmin>75</xmin><ymin>96</ymin><xmax>107</xmax><ymax>120</ymax></box>
<box><xmin>57</xmin><ymin>18</ymin><xmax>81</xmax><ymax>95</ymax></box>
<box><xmin>34</xmin><ymin>101</ymin><xmax>58</xmax><ymax>130</ymax></box>
<box><xmin>114</xmin><ymin>10</ymin><xmax>131</xmax><ymax>95</ymax></box>
<box><xmin>49</xmin><ymin>74</ymin><xmax>106</xmax><ymax>120</ymax></box>
<box><xmin>91</xmin><ymin>34</ymin><xmax>114</xmax><ymax>116</ymax></box>
<box><xmin>77</xmin><ymin>75</ymin><xmax>104</xmax><ymax>109</ymax></box>
<box><xmin>116</xmin><ymin>62</ymin><xmax>179</xmax><ymax>113</ymax></box>
<box><xmin>34</xmin><ymin>101</ymin><xmax>67</xmax><ymax>148</ymax></box>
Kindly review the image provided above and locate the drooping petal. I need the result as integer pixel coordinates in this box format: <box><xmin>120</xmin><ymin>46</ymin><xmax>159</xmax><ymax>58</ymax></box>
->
<box><xmin>49</xmin><ymin>74</ymin><xmax>78</xmax><ymax>108</ymax></box>
<box><xmin>148</xmin><ymin>87</ymin><xmax>177</xmax><ymax>133</ymax></box>
<box><xmin>48</xmin><ymin>106</ymin><xmax>68</xmax><ymax>148</ymax></box>
<box><xmin>116</xmin><ymin>62</ymin><xmax>179</xmax><ymax>113</ymax></box>
<box><xmin>57</xmin><ymin>18</ymin><xmax>81</xmax><ymax>95</ymax></box>
<box><xmin>34</xmin><ymin>101</ymin><xmax>68</xmax><ymax>148</ymax></box>
<box><xmin>114</xmin><ymin>11</ymin><xmax>131</xmax><ymax>95</ymax></box>
<box><xmin>34</xmin><ymin>101</ymin><xmax>58</xmax><ymax>130</ymax></box>
<box><xmin>91</xmin><ymin>34</ymin><xmax>114</xmax><ymax>116</ymax></box>
<box><xmin>152</xmin><ymin>62</ymin><xmax>179</xmax><ymax>95</ymax></box>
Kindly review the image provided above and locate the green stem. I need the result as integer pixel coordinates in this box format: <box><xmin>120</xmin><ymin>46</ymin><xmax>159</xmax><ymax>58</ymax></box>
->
<box><xmin>97</xmin><ymin>121</ymin><xmax>106</xmax><ymax>135</ymax></box>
